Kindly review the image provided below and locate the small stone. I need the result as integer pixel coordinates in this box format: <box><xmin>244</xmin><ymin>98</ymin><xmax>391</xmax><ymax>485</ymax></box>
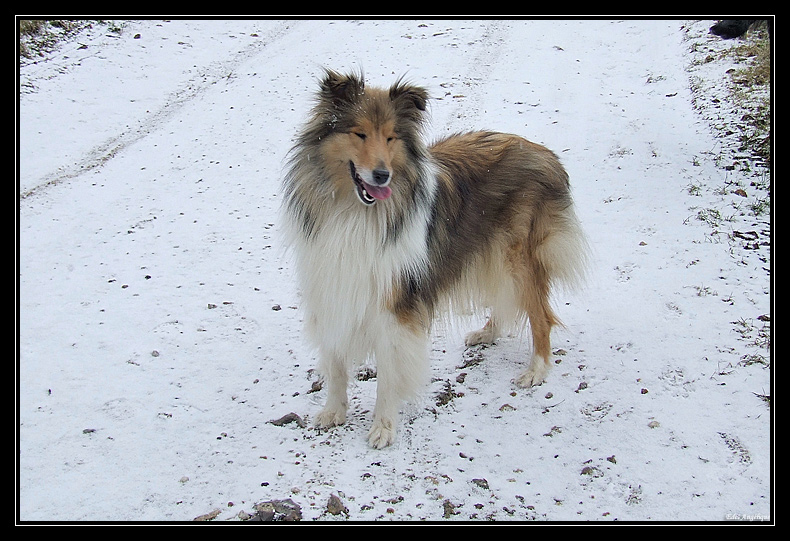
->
<box><xmin>472</xmin><ymin>478</ymin><xmax>489</xmax><ymax>490</ymax></box>
<box><xmin>543</xmin><ymin>426</ymin><xmax>562</xmax><ymax>437</ymax></box>
<box><xmin>253</xmin><ymin>499</ymin><xmax>302</xmax><ymax>521</ymax></box>
<box><xmin>442</xmin><ymin>499</ymin><xmax>459</xmax><ymax>518</ymax></box>
<box><xmin>648</xmin><ymin>420</ymin><xmax>660</xmax><ymax>429</ymax></box>
<box><xmin>580</xmin><ymin>466</ymin><xmax>603</xmax><ymax>477</ymax></box>
<box><xmin>268</xmin><ymin>412</ymin><xmax>306</xmax><ymax>428</ymax></box>
<box><xmin>193</xmin><ymin>509</ymin><xmax>221</xmax><ymax>522</ymax></box>
<box><xmin>326</xmin><ymin>493</ymin><xmax>348</xmax><ymax>516</ymax></box>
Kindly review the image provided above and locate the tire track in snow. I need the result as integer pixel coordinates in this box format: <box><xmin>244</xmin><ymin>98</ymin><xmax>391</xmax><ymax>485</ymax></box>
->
<box><xmin>437</xmin><ymin>21</ymin><xmax>511</xmax><ymax>132</ymax></box>
<box><xmin>20</xmin><ymin>20</ymin><xmax>297</xmax><ymax>201</ymax></box>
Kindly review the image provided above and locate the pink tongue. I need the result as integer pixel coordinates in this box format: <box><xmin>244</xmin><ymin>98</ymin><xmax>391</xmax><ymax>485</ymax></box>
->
<box><xmin>364</xmin><ymin>182</ymin><xmax>392</xmax><ymax>200</ymax></box>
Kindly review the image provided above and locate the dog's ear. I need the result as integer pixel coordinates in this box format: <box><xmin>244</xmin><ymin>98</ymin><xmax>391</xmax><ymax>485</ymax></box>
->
<box><xmin>319</xmin><ymin>69</ymin><xmax>364</xmax><ymax>106</ymax></box>
<box><xmin>389</xmin><ymin>78</ymin><xmax>428</xmax><ymax>113</ymax></box>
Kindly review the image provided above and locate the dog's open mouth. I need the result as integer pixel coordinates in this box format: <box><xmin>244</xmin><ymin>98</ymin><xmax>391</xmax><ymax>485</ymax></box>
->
<box><xmin>350</xmin><ymin>162</ymin><xmax>392</xmax><ymax>205</ymax></box>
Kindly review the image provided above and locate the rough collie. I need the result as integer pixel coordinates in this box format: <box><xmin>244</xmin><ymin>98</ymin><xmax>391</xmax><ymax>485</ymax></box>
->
<box><xmin>283</xmin><ymin>70</ymin><xmax>587</xmax><ymax>448</ymax></box>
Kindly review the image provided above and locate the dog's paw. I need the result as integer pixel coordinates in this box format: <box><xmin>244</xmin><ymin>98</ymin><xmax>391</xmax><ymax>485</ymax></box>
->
<box><xmin>514</xmin><ymin>362</ymin><xmax>549</xmax><ymax>388</ymax></box>
<box><xmin>465</xmin><ymin>327</ymin><xmax>496</xmax><ymax>347</ymax></box>
<box><xmin>314</xmin><ymin>407</ymin><xmax>346</xmax><ymax>429</ymax></box>
<box><xmin>368</xmin><ymin>417</ymin><xmax>397</xmax><ymax>449</ymax></box>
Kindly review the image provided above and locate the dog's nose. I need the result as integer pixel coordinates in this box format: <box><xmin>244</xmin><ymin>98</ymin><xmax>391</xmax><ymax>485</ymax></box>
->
<box><xmin>372</xmin><ymin>169</ymin><xmax>391</xmax><ymax>185</ymax></box>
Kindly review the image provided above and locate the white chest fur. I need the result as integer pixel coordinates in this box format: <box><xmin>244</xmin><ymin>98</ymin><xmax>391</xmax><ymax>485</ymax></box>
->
<box><xmin>291</xmin><ymin>202</ymin><xmax>430</xmax><ymax>361</ymax></box>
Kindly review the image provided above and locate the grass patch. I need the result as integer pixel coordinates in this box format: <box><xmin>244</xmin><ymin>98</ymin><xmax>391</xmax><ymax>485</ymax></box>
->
<box><xmin>18</xmin><ymin>19</ymin><xmax>121</xmax><ymax>60</ymax></box>
<box><xmin>722</xmin><ymin>25</ymin><xmax>772</xmax><ymax>167</ymax></box>
<box><xmin>19</xmin><ymin>19</ymin><xmax>77</xmax><ymax>58</ymax></box>
<box><xmin>686</xmin><ymin>21</ymin><xmax>772</xmax><ymax>173</ymax></box>
<box><xmin>726</xmin><ymin>27</ymin><xmax>771</xmax><ymax>86</ymax></box>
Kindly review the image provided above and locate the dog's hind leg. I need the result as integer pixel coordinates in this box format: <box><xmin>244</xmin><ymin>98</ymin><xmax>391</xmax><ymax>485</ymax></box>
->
<box><xmin>513</xmin><ymin>255</ymin><xmax>560</xmax><ymax>388</ymax></box>
<box><xmin>314</xmin><ymin>352</ymin><xmax>349</xmax><ymax>428</ymax></box>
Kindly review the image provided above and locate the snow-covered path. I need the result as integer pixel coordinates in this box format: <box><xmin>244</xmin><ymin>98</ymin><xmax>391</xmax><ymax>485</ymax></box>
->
<box><xmin>18</xmin><ymin>19</ymin><xmax>771</xmax><ymax>522</ymax></box>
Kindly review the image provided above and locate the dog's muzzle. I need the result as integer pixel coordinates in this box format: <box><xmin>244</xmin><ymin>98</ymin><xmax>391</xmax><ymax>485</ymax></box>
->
<box><xmin>350</xmin><ymin>162</ymin><xmax>392</xmax><ymax>205</ymax></box>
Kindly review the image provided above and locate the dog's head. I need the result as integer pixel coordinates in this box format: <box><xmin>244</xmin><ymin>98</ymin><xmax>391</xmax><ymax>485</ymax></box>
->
<box><xmin>316</xmin><ymin>70</ymin><xmax>429</xmax><ymax>206</ymax></box>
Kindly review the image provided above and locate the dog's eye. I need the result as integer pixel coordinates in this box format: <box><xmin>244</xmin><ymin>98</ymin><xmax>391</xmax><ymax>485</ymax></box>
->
<box><xmin>354</xmin><ymin>132</ymin><xmax>367</xmax><ymax>140</ymax></box>
<box><xmin>387</xmin><ymin>136</ymin><xmax>396</xmax><ymax>143</ymax></box>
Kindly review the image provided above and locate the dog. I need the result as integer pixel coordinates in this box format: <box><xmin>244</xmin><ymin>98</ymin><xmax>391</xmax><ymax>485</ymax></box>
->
<box><xmin>282</xmin><ymin>70</ymin><xmax>588</xmax><ymax>448</ymax></box>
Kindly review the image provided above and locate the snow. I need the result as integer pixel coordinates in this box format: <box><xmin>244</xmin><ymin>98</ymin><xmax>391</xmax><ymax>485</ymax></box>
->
<box><xmin>17</xmin><ymin>19</ymin><xmax>772</xmax><ymax>523</ymax></box>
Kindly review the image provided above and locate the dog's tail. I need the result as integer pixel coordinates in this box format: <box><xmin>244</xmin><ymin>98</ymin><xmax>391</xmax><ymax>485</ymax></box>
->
<box><xmin>534</xmin><ymin>202</ymin><xmax>590</xmax><ymax>293</ymax></box>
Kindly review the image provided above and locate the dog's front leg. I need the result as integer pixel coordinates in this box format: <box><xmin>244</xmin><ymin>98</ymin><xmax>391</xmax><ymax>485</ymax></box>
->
<box><xmin>368</xmin><ymin>373</ymin><xmax>401</xmax><ymax>449</ymax></box>
<box><xmin>314</xmin><ymin>352</ymin><xmax>349</xmax><ymax>428</ymax></box>
<box><xmin>368</xmin><ymin>320</ymin><xmax>429</xmax><ymax>449</ymax></box>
